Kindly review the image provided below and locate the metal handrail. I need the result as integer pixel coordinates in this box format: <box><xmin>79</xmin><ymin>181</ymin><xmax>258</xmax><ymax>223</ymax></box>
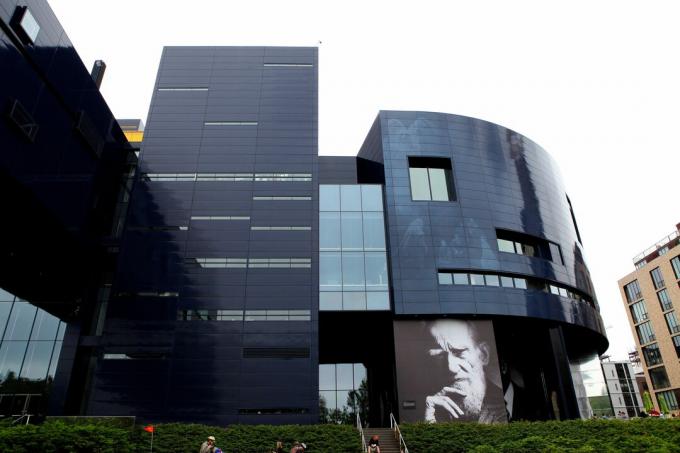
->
<box><xmin>356</xmin><ymin>413</ymin><xmax>367</xmax><ymax>452</ymax></box>
<box><xmin>389</xmin><ymin>413</ymin><xmax>409</xmax><ymax>453</ymax></box>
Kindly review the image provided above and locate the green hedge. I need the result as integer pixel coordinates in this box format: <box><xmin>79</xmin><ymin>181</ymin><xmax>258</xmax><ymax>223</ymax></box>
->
<box><xmin>0</xmin><ymin>420</ymin><xmax>362</xmax><ymax>453</ymax></box>
<box><xmin>399</xmin><ymin>419</ymin><xmax>680</xmax><ymax>453</ymax></box>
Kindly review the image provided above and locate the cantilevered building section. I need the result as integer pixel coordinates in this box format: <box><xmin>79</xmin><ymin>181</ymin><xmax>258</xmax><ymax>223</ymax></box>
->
<box><xmin>619</xmin><ymin>224</ymin><xmax>680</xmax><ymax>416</ymax></box>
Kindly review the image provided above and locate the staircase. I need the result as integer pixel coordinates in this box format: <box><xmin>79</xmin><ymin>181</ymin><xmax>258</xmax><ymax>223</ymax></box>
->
<box><xmin>363</xmin><ymin>428</ymin><xmax>402</xmax><ymax>453</ymax></box>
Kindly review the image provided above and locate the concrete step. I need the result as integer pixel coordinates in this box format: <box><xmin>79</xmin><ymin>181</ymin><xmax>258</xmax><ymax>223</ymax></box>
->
<box><xmin>363</xmin><ymin>428</ymin><xmax>402</xmax><ymax>452</ymax></box>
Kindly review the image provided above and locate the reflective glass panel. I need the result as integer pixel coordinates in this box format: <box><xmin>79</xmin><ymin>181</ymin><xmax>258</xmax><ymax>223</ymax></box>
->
<box><xmin>453</xmin><ymin>273</ymin><xmax>469</xmax><ymax>285</ymax></box>
<box><xmin>319</xmin><ymin>364</ymin><xmax>336</xmax><ymax>390</ymax></box>
<box><xmin>341</xmin><ymin>212</ymin><xmax>363</xmax><ymax>251</ymax></box>
<box><xmin>320</xmin><ymin>252</ymin><xmax>342</xmax><ymax>291</ymax></box>
<box><xmin>337</xmin><ymin>390</ymin><xmax>351</xmax><ymax>411</ymax></box>
<box><xmin>320</xmin><ymin>212</ymin><xmax>341</xmax><ymax>251</ymax></box>
<box><xmin>319</xmin><ymin>390</ymin><xmax>337</xmax><ymax>411</ymax></box>
<box><xmin>500</xmin><ymin>276</ymin><xmax>514</xmax><ymax>287</ymax></box>
<box><xmin>364</xmin><ymin>252</ymin><xmax>388</xmax><ymax>291</ymax></box>
<box><xmin>362</xmin><ymin>212</ymin><xmax>386</xmax><ymax>251</ymax></box>
<box><xmin>342</xmin><ymin>252</ymin><xmax>365</xmax><ymax>291</ymax></box>
<box><xmin>336</xmin><ymin>364</ymin><xmax>354</xmax><ymax>390</ymax></box>
<box><xmin>3</xmin><ymin>303</ymin><xmax>36</xmax><ymax>341</ymax></box>
<box><xmin>438</xmin><ymin>273</ymin><xmax>453</xmax><ymax>285</ymax></box>
<box><xmin>366</xmin><ymin>292</ymin><xmax>389</xmax><ymax>310</ymax></box>
<box><xmin>428</xmin><ymin>168</ymin><xmax>449</xmax><ymax>201</ymax></box>
<box><xmin>320</xmin><ymin>185</ymin><xmax>340</xmax><ymax>211</ymax></box>
<box><xmin>0</xmin><ymin>289</ymin><xmax>14</xmax><ymax>301</ymax></box>
<box><xmin>20</xmin><ymin>341</ymin><xmax>52</xmax><ymax>380</ymax></box>
<box><xmin>470</xmin><ymin>274</ymin><xmax>485</xmax><ymax>285</ymax></box>
<box><xmin>0</xmin><ymin>341</ymin><xmax>27</xmax><ymax>380</ymax></box>
<box><xmin>409</xmin><ymin>168</ymin><xmax>430</xmax><ymax>200</ymax></box>
<box><xmin>0</xmin><ymin>303</ymin><xmax>11</xmax><ymax>335</ymax></box>
<box><xmin>497</xmin><ymin>239</ymin><xmax>515</xmax><ymax>253</ymax></box>
<box><xmin>340</xmin><ymin>185</ymin><xmax>362</xmax><ymax>211</ymax></box>
<box><xmin>361</xmin><ymin>185</ymin><xmax>383</xmax><ymax>211</ymax></box>
<box><xmin>30</xmin><ymin>311</ymin><xmax>59</xmax><ymax>341</ymax></box>
<box><xmin>319</xmin><ymin>292</ymin><xmax>343</xmax><ymax>311</ymax></box>
<box><xmin>514</xmin><ymin>278</ymin><xmax>527</xmax><ymax>289</ymax></box>
<box><xmin>343</xmin><ymin>292</ymin><xmax>366</xmax><ymax>310</ymax></box>
<box><xmin>485</xmin><ymin>275</ymin><xmax>500</xmax><ymax>286</ymax></box>
<box><xmin>47</xmin><ymin>341</ymin><xmax>62</xmax><ymax>379</ymax></box>
<box><xmin>354</xmin><ymin>364</ymin><xmax>367</xmax><ymax>387</ymax></box>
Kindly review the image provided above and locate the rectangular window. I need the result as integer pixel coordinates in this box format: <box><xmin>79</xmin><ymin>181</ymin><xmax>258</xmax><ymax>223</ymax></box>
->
<box><xmin>630</xmin><ymin>300</ymin><xmax>648</xmax><ymax>324</ymax></box>
<box><xmin>642</xmin><ymin>343</ymin><xmax>663</xmax><ymax>367</ymax></box>
<box><xmin>673</xmin><ymin>335</ymin><xmax>680</xmax><ymax>358</ymax></box>
<box><xmin>453</xmin><ymin>273</ymin><xmax>469</xmax><ymax>285</ymax></box>
<box><xmin>671</xmin><ymin>256</ymin><xmax>680</xmax><ymax>280</ymax></box>
<box><xmin>658</xmin><ymin>289</ymin><xmax>673</xmax><ymax>311</ymax></box>
<box><xmin>636</xmin><ymin>321</ymin><xmax>656</xmax><ymax>344</ymax></box>
<box><xmin>624</xmin><ymin>280</ymin><xmax>642</xmax><ymax>303</ymax></box>
<box><xmin>649</xmin><ymin>367</ymin><xmax>671</xmax><ymax>390</ymax></box>
<box><xmin>438</xmin><ymin>273</ymin><xmax>452</xmax><ymax>285</ymax></box>
<box><xmin>656</xmin><ymin>390</ymin><xmax>679</xmax><ymax>411</ymax></box>
<box><xmin>650</xmin><ymin>267</ymin><xmax>665</xmax><ymax>289</ymax></box>
<box><xmin>665</xmin><ymin>311</ymin><xmax>680</xmax><ymax>334</ymax></box>
<box><xmin>408</xmin><ymin>157</ymin><xmax>455</xmax><ymax>201</ymax></box>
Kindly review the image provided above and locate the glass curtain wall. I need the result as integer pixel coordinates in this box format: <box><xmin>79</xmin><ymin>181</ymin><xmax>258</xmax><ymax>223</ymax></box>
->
<box><xmin>319</xmin><ymin>185</ymin><xmax>390</xmax><ymax>310</ymax></box>
<box><xmin>0</xmin><ymin>288</ymin><xmax>65</xmax><ymax>416</ymax></box>
<box><xmin>319</xmin><ymin>363</ymin><xmax>367</xmax><ymax>423</ymax></box>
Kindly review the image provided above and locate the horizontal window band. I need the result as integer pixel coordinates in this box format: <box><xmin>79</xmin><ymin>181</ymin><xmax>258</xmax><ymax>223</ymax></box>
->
<box><xmin>238</xmin><ymin>408</ymin><xmax>310</xmax><ymax>415</ymax></box>
<box><xmin>188</xmin><ymin>258</ymin><xmax>311</xmax><ymax>268</ymax></box>
<box><xmin>128</xmin><ymin>226</ymin><xmax>188</xmax><ymax>231</ymax></box>
<box><xmin>263</xmin><ymin>63</ymin><xmax>313</xmax><ymax>67</ymax></box>
<box><xmin>103</xmin><ymin>353</ymin><xmax>167</xmax><ymax>360</ymax></box>
<box><xmin>437</xmin><ymin>269</ymin><xmax>594</xmax><ymax>308</ymax></box>
<box><xmin>142</xmin><ymin>173</ymin><xmax>311</xmax><ymax>182</ymax></box>
<box><xmin>251</xmin><ymin>226</ymin><xmax>311</xmax><ymax>231</ymax></box>
<box><xmin>204</xmin><ymin>121</ymin><xmax>258</xmax><ymax>126</ymax></box>
<box><xmin>253</xmin><ymin>196</ymin><xmax>312</xmax><ymax>201</ymax></box>
<box><xmin>157</xmin><ymin>87</ymin><xmax>208</xmax><ymax>91</ymax></box>
<box><xmin>243</xmin><ymin>347</ymin><xmax>310</xmax><ymax>359</ymax></box>
<box><xmin>191</xmin><ymin>216</ymin><xmax>250</xmax><ymax>221</ymax></box>
<box><xmin>177</xmin><ymin>309</ymin><xmax>310</xmax><ymax>321</ymax></box>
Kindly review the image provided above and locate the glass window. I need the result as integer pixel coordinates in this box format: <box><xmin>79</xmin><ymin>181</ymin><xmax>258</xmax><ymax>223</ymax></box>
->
<box><xmin>0</xmin><ymin>288</ymin><xmax>14</xmax><ymax>301</ymax></box>
<box><xmin>337</xmin><ymin>390</ymin><xmax>351</xmax><ymax>411</ymax></box>
<box><xmin>340</xmin><ymin>185</ymin><xmax>362</xmax><ymax>211</ymax></box>
<box><xmin>0</xmin><ymin>341</ymin><xmax>28</xmax><ymax>381</ymax></box>
<box><xmin>320</xmin><ymin>212</ymin><xmax>341</xmax><ymax>251</ymax></box>
<box><xmin>514</xmin><ymin>278</ymin><xmax>527</xmax><ymax>289</ymax></box>
<box><xmin>342</xmin><ymin>252</ymin><xmax>365</xmax><ymax>291</ymax></box>
<box><xmin>3</xmin><ymin>303</ymin><xmax>37</xmax><ymax>341</ymax></box>
<box><xmin>30</xmin><ymin>311</ymin><xmax>60</xmax><ymax>341</ymax></box>
<box><xmin>19</xmin><ymin>8</ymin><xmax>40</xmax><ymax>43</ymax></box>
<box><xmin>549</xmin><ymin>285</ymin><xmax>560</xmax><ymax>295</ymax></box>
<box><xmin>48</xmin><ymin>341</ymin><xmax>63</xmax><ymax>379</ymax></box>
<box><xmin>658</xmin><ymin>289</ymin><xmax>673</xmax><ymax>311</ymax></box>
<box><xmin>320</xmin><ymin>390</ymin><xmax>337</xmax><ymax>411</ymax></box>
<box><xmin>362</xmin><ymin>212</ymin><xmax>386</xmax><ymax>251</ymax></box>
<box><xmin>409</xmin><ymin>167</ymin><xmax>431</xmax><ymax>201</ymax></box>
<box><xmin>319</xmin><ymin>364</ymin><xmax>336</xmax><ymax>390</ymax></box>
<box><xmin>366</xmin><ymin>292</ymin><xmax>389</xmax><ymax>310</ymax></box>
<box><xmin>630</xmin><ymin>301</ymin><xmax>648</xmax><ymax>324</ymax></box>
<box><xmin>336</xmin><ymin>364</ymin><xmax>354</xmax><ymax>390</ymax></box>
<box><xmin>320</xmin><ymin>252</ymin><xmax>342</xmax><ymax>291</ymax></box>
<box><xmin>319</xmin><ymin>292</ymin><xmax>342</xmax><ymax>311</ymax></box>
<box><xmin>558</xmin><ymin>287</ymin><xmax>568</xmax><ymax>297</ymax></box>
<box><xmin>20</xmin><ymin>341</ymin><xmax>53</xmax><ymax>380</ymax></box>
<box><xmin>453</xmin><ymin>273</ymin><xmax>469</xmax><ymax>285</ymax></box>
<box><xmin>497</xmin><ymin>239</ymin><xmax>515</xmax><ymax>253</ymax></box>
<box><xmin>673</xmin><ymin>335</ymin><xmax>680</xmax><ymax>358</ymax></box>
<box><xmin>353</xmin><ymin>363</ymin><xmax>367</xmax><ymax>387</ymax></box>
<box><xmin>649</xmin><ymin>367</ymin><xmax>670</xmax><ymax>390</ymax></box>
<box><xmin>341</xmin><ymin>212</ymin><xmax>363</xmax><ymax>251</ymax></box>
<box><xmin>438</xmin><ymin>273</ymin><xmax>452</xmax><ymax>285</ymax></box>
<box><xmin>343</xmin><ymin>292</ymin><xmax>366</xmax><ymax>310</ymax></box>
<box><xmin>364</xmin><ymin>252</ymin><xmax>388</xmax><ymax>291</ymax></box>
<box><xmin>642</xmin><ymin>343</ymin><xmax>663</xmax><ymax>367</ymax></box>
<box><xmin>665</xmin><ymin>311</ymin><xmax>680</xmax><ymax>334</ymax></box>
<box><xmin>485</xmin><ymin>275</ymin><xmax>500</xmax><ymax>286</ymax></box>
<box><xmin>320</xmin><ymin>185</ymin><xmax>340</xmax><ymax>211</ymax></box>
<box><xmin>549</xmin><ymin>243</ymin><xmax>564</xmax><ymax>264</ymax></box>
<box><xmin>470</xmin><ymin>274</ymin><xmax>485</xmax><ymax>286</ymax></box>
<box><xmin>0</xmin><ymin>303</ymin><xmax>12</xmax><ymax>336</ymax></box>
<box><xmin>650</xmin><ymin>267</ymin><xmax>665</xmax><ymax>290</ymax></box>
<box><xmin>360</xmin><ymin>185</ymin><xmax>383</xmax><ymax>211</ymax></box>
<box><xmin>636</xmin><ymin>322</ymin><xmax>655</xmax><ymax>344</ymax></box>
<box><xmin>656</xmin><ymin>390</ymin><xmax>679</xmax><ymax>411</ymax></box>
<box><xmin>500</xmin><ymin>276</ymin><xmax>514</xmax><ymax>288</ymax></box>
<box><xmin>428</xmin><ymin>168</ymin><xmax>449</xmax><ymax>201</ymax></box>
<box><xmin>671</xmin><ymin>256</ymin><xmax>680</xmax><ymax>280</ymax></box>
<box><xmin>624</xmin><ymin>280</ymin><xmax>642</xmax><ymax>303</ymax></box>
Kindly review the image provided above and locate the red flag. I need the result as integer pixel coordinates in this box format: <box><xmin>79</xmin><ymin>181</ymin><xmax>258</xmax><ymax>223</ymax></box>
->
<box><xmin>143</xmin><ymin>425</ymin><xmax>154</xmax><ymax>433</ymax></box>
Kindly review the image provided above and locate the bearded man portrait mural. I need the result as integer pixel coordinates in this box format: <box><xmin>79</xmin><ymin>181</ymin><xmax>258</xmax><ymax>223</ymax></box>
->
<box><xmin>394</xmin><ymin>320</ymin><xmax>507</xmax><ymax>423</ymax></box>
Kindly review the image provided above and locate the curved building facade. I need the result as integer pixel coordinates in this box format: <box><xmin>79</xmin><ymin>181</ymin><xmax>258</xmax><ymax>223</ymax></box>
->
<box><xmin>336</xmin><ymin>110</ymin><xmax>609</xmax><ymax>424</ymax></box>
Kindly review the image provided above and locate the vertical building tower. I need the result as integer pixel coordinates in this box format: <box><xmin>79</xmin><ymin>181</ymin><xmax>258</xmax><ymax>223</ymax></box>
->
<box><xmin>600</xmin><ymin>360</ymin><xmax>643</xmax><ymax>418</ymax></box>
<box><xmin>619</xmin><ymin>224</ymin><xmax>680</xmax><ymax>415</ymax></box>
<box><xmin>85</xmin><ymin>47</ymin><xmax>319</xmax><ymax>424</ymax></box>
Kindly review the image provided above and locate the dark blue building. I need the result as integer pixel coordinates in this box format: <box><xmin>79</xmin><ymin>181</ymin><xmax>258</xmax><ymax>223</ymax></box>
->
<box><xmin>0</xmin><ymin>0</ymin><xmax>135</xmax><ymax>417</ymax></box>
<box><xmin>0</xmin><ymin>0</ymin><xmax>608</xmax><ymax>424</ymax></box>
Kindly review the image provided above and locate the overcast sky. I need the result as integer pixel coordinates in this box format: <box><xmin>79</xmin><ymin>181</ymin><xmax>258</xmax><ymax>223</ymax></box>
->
<box><xmin>50</xmin><ymin>0</ymin><xmax>680</xmax><ymax>362</ymax></box>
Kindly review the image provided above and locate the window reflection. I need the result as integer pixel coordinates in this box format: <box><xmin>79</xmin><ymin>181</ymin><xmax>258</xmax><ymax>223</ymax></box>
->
<box><xmin>319</xmin><ymin>363</ymin><xmax>367</xmax><ymax>424</ymax></box>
